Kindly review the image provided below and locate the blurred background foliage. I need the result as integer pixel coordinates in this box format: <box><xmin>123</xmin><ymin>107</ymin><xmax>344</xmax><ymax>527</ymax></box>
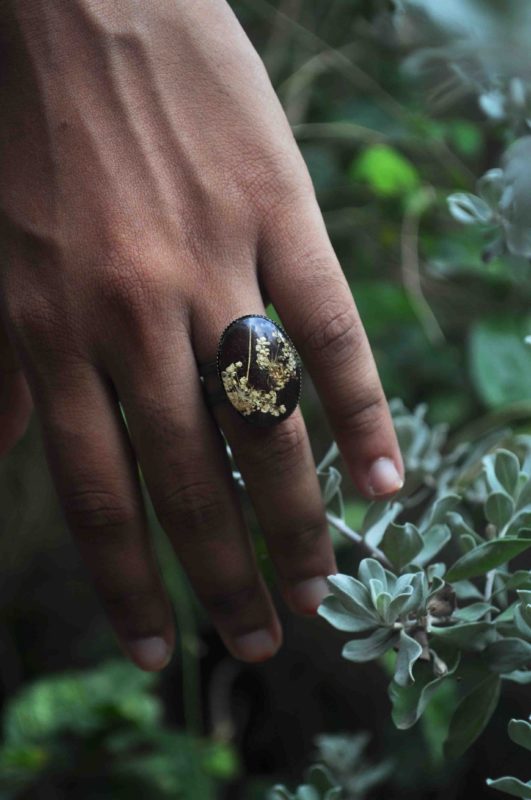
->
<box><xmin>1</xmin><ymin>1</ymin><xmax>531</xmax><ymax>798</ymax></box>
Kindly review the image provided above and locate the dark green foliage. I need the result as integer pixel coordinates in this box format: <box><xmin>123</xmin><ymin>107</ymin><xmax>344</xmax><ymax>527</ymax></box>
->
<box><xmin>0</xmin><ymin>661</ymin><xmax>238</xmax><ymax>799</ymax></box>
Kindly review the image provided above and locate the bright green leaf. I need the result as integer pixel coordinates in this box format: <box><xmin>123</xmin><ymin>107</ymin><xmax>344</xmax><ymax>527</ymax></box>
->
<box><xmin>350</xmin><ymin>144</ymin><xmax>420</xmax><ymax>197</ymax></box>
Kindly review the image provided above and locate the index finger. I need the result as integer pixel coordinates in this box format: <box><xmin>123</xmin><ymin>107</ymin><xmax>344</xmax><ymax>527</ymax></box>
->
<box><xmin>259</xmin><ymin>192</ymin><xmax>404</xmax><ymax>499</ymax></box>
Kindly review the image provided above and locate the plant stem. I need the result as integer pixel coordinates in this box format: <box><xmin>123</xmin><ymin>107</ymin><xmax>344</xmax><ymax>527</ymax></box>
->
<box><xmin>327</xmin><ymin>511</ymin><xmax>392</xmax><ymax>566</ymax></box>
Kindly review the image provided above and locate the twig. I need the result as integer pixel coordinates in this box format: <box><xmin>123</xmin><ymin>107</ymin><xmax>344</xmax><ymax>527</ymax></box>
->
<box><xmin>327</xmin><ymin>511</ymin><xmax>392</xmax><ymax>567</ymax></box>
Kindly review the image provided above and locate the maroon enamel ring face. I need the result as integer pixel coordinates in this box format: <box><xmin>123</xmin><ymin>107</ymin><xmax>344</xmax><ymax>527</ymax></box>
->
<box><xmin>216</xmin><ymin>315</ymin><xmax>302</xmax><ymax>427</ymax></box>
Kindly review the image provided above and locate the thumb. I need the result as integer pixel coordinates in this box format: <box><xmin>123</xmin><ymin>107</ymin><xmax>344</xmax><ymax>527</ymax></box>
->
<box><xmin>0</xmin><ymin>317</ymin><xmax>33</xmax><ymax>457</ymax></box>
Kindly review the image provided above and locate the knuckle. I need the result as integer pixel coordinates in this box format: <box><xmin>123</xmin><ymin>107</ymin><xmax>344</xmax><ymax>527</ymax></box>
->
<box><xmin>204</xmin><ymin>583</ymin><xmax>260</xmax><ymax>620</ymax></box>
<box><xmin>302</xmin><ymin>300</ymin><xmax>361</xmax><ymax>368</ymax></box>
<box><xmin>336</xmin><ymin>391</ymin><xmax>388</xmax><ymax>439</ymax></box>
<box><xmin>62</xmin><ymin>488</ymin><xmax>136</xmax><ymax>532</ymax></box>
<box><xmin>239</xmin><ymin>418</ymin><xmax>305</xmax><ymax>479</ymax></box>
<box><xmin>275</xmin><ymin>518</ymin><xmax>326</xmax><ymax>561</ymax></box>
<box><xmin>154</xmin><ymin>479</ymin><xmax>228</xmax><ymax>532</ymax></box>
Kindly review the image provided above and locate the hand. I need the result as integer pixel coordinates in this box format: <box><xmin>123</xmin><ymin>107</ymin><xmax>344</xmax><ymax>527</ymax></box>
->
<box><xmin>0</xmin><ymin>0</ymin><xmax>403</xmax><ymax>669</ymax></box>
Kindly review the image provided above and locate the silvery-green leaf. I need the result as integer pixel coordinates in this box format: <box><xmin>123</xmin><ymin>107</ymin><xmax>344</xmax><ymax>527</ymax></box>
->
<box><xmin>485</xmin><ymin>491</ymin><xmax>515</xmax><ymax>528</ymax></box>
<box><xmin>514</xmin><ymin>604</ymin><xmax>531</xmax><ymax>641</ymax></box>
<box><xmin>394</xmin><ymin>629</ymin><xmax>424</xmax><ymax>687</ymax></box>
<box><xmin>484</xmin><ymin>637</ymin><xmax>531</xmax><ymax>672</ymax></box>
<box><xmin>505</xmin><ymin>571</ymin><xmax>531</xmax><ymax>591</ymax></box>
<box><xmin>494</xmin><ymin>450</ymin><xmax>521</xmax><ymax>497</ymax></box>
<box><xmin>419</xmin><ymin>494</ymin><xmax>460</xmax><ymax>532</ymax></box>
<box><xmin>342</xmin><ymin>628</ymin><xmax>399</xmax><ymax>663</ymax></box>
<box><xmin>369</xmin><ymin>579</ymin><xmax>385</xmax><ymax>609</ymax></box>
<box><xmin>453</xmin><ymin>602</ymin><xmax>499</xmax><ymax>622</ymax></box>
<box><xmin>322</xmin><ymin>466</ymin><xmax>342</xmax><ymax>504</ymax></box>
<box><xmin>517</xmin><ymin>480</ymin><xmax>531</xmax><ymax>510</ymax></box>
<box><xmin>503</xmin><ymin>670</ymin><xmax>531</xmax><ymax>684</ymax></box>
<box><xmin>389</xmin><ymin>651</ymin><xmax>460</xmax><ymax>730</ymax></box>
<box><xmin>484</xmin><ymin>452</ymin><xmax>512</xmax><ymax>496</ymax></box>
<box><xmin>448</xmin><ymin>192</ymin><xmax>493</xmax><ymax>224</ymax></box>
<box><xmin>359</xmin><ymin>559</ymin><xmax>388</xmax><ymax>592</ymax></box>
<box><xmin>509</xmin><ymin>719</ymin><xmax>531</xmax><ymax>752</ymax></box>
<box><xmin>447</xmin><ymin>513</ymin><xmax>483</xmax><ymax>546</ymax></box>
<box><xmin>495</xmin><ymin>601</ymin><xmax>518</xmax><ymax>624</ymax></box>
<box><xmin>430</xmin><ymin>621</ymin><xmax>496</xmax><ymax>651</ymax></box>
<box><xmin>460</xmin><ymin>533</ymin><xmax>479</xmax><ymax>553</ymax></box>
<box><xmin>444</xmin><ymin>674</ymin><xmax>501</xmax><ymax>760</ymax></box>
<box><xmin>381</xmin><ymin>523</ymin><xmax>423</xmax><ymax>570</ymax></box>
<box><xmin>446</xmin><ymin>535</ymin><xmax>531</xmax><ymax>581</ymax></box>
<box><xmin>479</xmin><ymin>91</ymin><xmax>507</xmax><ymax>120</ymax></box>
<box><xmin>375</xmin><ymin>590</ymin><xmax>392</xmax><ymax>622</ymax></box>
<box><xmin>326</xmin><ymin>574</ymin><xmax>371</xmax><ymax>611</ymax></box>
<box><xmin>388</xmin><ymin>587</ymin><xmax>415</xmax><ymax>620</ymax></box>
<box><xmin>427</xmin><ymin>563</ymin><xmax>446</xmax><ymax>582</ymax></box>
<box><xmin>486</xmin><ymin>777</ymin><xmax>531</xmax><ymax>798</ymax></box>
<box><xmin>318</xmin><ymin>596</ymin><xmax>379</xmax><ymax>633</ymax></box>
<box><xmin>317</xmin><ymin>442</ymin><xmax>340</xmax><ymax>472</ymax></box>
<box><xmin>401</xmin><ymin>572</ymin><xmax>428</xmax><ymax>615</ymax></box>
<box><xmin>453</xmin><ymin>580</ymin><xmax>485</xmax><ymax>601</ymax></box>
<box><xmin>415</xmin><ymin>524</ymin><xmax>452</xmax><ymax>566</ymax></box>
<box><xmin>505</xmin><ymin>509</ymin><xmax>531</xmax><ymax>538</ymax></box>
<box><xmin>362</xmin><ymin>502</ymin><xmax>402</xmax><ymax>549</ymax></box>
<box><xmin>478</xmin><ymin>168</ymin><xmax>505</xmax><ymax>206</ymax></box>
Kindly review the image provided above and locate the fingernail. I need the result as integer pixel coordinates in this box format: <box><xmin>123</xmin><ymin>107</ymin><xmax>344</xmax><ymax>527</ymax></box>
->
<box><xmin>368</xmin><ymin>457</ymin><xmax>404</xmax><ymax>496</ymax></box>
<box><xmin>231</xmin><ymin>629</ymin><xmax>278</xmax><ymax>663</ymax></box>
<box><xmin>127</xmin><ymin>636</ymin><xmax>171</xmax><ymax>671</ymax></box>
<box><xmin>288</xmin><ymin>577</ymin><xmax>330</xmax><ymax>615</ymax></box>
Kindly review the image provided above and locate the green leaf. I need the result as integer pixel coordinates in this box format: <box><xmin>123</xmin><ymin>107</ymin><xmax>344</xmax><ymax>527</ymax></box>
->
<box><xmin>342</xmin><ymin>628</ymin><xmax>399</xmax><ymax>663</ymax></box>
<box><xmin>381</xmin><ymin>523</ymin><xmax>423</xmax><ymax>570</ymax></box>
<box><xmin>514</xmin><ymin>602</ymin><xmax>531</xmax><ymax>641</ymax></box>
<box><xmin>423</xmin><ymin>495</ymin><xmax>461</xmax><ymax>529</ymax></box>
<box><xmin>446</xmin><ymin>536</ymin><xmax>531</xmax><ymax>581</ymax></box>
<box><xmin>362</xmin><ymin>501</ymin><xmax>402</xmax><ymax>549</ymax></box>
<box><xmin>350</xmin><ymin>144</ymin><xmax>420</xmax><ymax>197</ymax></box>
<box><xmin>443</xmin><ymin>675</ymin><xmax>501</xmax><ymax>760</ymax></box>
<box><xmin>509</xmin><ymin>719</ymin><xmax>531</xmax><ymax>752</ymax></box>
<box><xmin>470</xmin><ymin>317</ymin><xmax>531</xmax><ymax>408</ymax></box>
<box><xmin>486</xmin><ymin>777</ymin><xmax>531</xmax><ymax>798</ymax></box>
<box><xmin>505</xmin><ymin>571</ymin><xmax>531</xmax><ymax>591</ymax></box>
<box><xmin>494</xmin><ymin>450</ymin><xmax>521</xmax><ymax>497</ymax></box>
<box><xmin>318</xmin><ymin>596</ymin><xmax>378</xmax><ymax>633</ymax></box>
<box><xmin>505</xmin><ymin>510</ymin><xmax>531</xmax><ymax>538</ymax></box>
<box><xmin>453</xmin><ymin>602</ymin><xmax>499</xmax><ymax>622</ymax></box>
<box><xmin>394</xmin><ymin>630</ymin><xmax>424</xmax><ymax>687</ymax></box>
<box><xmin>388</xmin><ymin>652</ymin><xmax>460</xmax><ymax>730</ymax></box>
<box><xmin>484</xmin><ymin>638</ymin><xmax>531</xmax><ymax>672</ymax></box>
<box><xmin>430</xmin><ymin>622</ymin><xmax>496</xmax><ymax>652</ymax></box>
<box><xmin>485</xmin><ymin>492</ymin><xmax>515</xmax><ymax>528</ymax></box>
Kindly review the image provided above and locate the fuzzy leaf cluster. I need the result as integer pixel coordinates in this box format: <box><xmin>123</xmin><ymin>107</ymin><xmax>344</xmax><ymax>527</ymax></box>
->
<box><xmin>268</xmin><ymin>765</ymin><xmax>342</xmax><ymax>800</ymax></box>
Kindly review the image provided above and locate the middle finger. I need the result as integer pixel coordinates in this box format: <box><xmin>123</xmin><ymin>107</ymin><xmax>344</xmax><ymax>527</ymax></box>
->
<box><xmin>193</xmin><ymin>294</ymin><xmax>337</xmax><ymax>617</ymax></box>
